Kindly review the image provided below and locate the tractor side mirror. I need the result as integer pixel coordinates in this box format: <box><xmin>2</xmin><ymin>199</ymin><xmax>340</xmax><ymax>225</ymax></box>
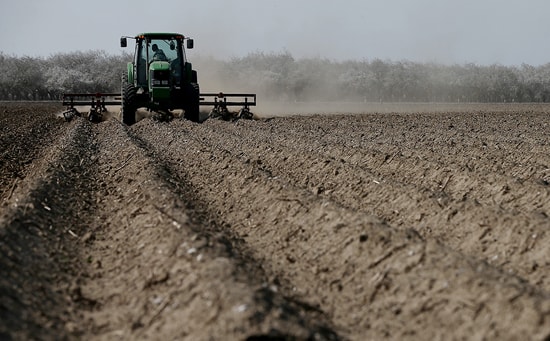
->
<box><xmin>186</xmin><ymin>39</ymin><xmax>194</xmax><ymax>49</ymax></box>
<box><xmin>120</xmin><ymin>37</ymin><xmax>127</xmax><ymax>48</ymax></box>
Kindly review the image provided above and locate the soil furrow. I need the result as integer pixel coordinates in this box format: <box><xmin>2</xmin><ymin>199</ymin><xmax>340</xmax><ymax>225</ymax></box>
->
<box><xmin>134</xmin><ymin>118</ymin><xmax>550</xmax><ymax>340</ymax></box>
<box><xmin>0</xmin><ymin>103</ymin><xmax>66</xmax><ymax>203</ymax></box>
<box><xmin>187</xmin><ymin>118</ymin><xmax>550</xmax><ymax>291</ymax></box>
<box><xmin>0</xmin><ymin>118</ymin><xmax>99</xmax><ymax>340</ymax></box>
<box><xmin>78</xmin><ymin>119</ymin><xmax>339</xmax><ymax>340</ymax></box>
<box><xmin>244</xmin><ymin>114</ymin><xmax>550</xmax><ymax>211</ymax></box>
<box><xmin>2</xmin><ymin>102</ymin><xmax>550</xmax><ymax>340</ymax></box>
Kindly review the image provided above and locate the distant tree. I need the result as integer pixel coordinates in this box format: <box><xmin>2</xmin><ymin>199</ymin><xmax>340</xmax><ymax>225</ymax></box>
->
<box><xmin>0</xmin><ymin>49</ymin><xmax>549</xmax><ymax>103</ymax></box>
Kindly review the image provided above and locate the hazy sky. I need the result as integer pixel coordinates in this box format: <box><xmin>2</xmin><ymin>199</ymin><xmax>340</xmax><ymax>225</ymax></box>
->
<box><xmin>1</xmin><ymin>0</ymin><xmax>549</xmax><ymax>65</ymax></box>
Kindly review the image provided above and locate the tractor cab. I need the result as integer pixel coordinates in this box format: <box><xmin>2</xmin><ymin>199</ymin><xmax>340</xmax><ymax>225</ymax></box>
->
<box><xmin>121</xmin><ymin>33</ymin><xmax>195</xmax><ymax>90</ymax></box>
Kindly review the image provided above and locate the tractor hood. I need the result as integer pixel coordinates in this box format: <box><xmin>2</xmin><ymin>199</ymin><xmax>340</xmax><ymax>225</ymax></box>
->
<box><xmin>148</xmin><ymin>60</ymin><xmax>171</xmax><ymax>102</ymax></box>
<box><xmin>149</xmin><ymin>60</ymin><xmax>171</xmax><ymax>87</ymax></box>
<box><xmin>149</xmin><ymin>61</ymin><xmax>171</xmax><ymax>72</ymax></box>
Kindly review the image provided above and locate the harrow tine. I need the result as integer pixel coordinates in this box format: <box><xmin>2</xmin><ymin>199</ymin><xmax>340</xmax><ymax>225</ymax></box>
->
<box><xmin>200</xmin><ymin>92</ymin><xmax>256</xmax><ymax>121</ymax></box>
<box><xmin>61</xmin><ymin>93</ymin><xmax>120</xmax><ymax>123</ymax></box>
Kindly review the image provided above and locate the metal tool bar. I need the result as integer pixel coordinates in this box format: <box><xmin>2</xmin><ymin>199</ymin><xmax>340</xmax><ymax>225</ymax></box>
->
<box><xmin>200</xmin><ymin>93</ymin><xmax>256</xmax><ymax>107</ymax></box>
<box><xmin>62</xmin><ymin>93</ymin><xmax>121</xmax><ymax>107</ymax></box>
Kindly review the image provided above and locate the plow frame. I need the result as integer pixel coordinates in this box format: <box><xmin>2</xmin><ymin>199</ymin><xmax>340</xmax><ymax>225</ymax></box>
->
<box><xmin>60</xmin><ymin>92</ymin><xmax>257</xmax><ymax>122</ymax></box>
<box><xmin>200</xmin><ymin>92</ymin><xmax>256</xmax><ymax>120</ymax></box>
<box><xmin>62</xmin><ymin>93</ymin><xmax>121</xmax><ymax>122</ymax></box>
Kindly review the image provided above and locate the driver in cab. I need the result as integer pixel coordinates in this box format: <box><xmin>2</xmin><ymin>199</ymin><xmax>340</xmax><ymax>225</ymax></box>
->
<box><xmin>151</xmin><ymin>44</ymin><xmax>167</xmax><ymax>61</ymax></box>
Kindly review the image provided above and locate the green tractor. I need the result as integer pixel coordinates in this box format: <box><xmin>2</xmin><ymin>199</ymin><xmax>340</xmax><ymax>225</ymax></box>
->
<box><xmin>119</xmin><ymin>32</ymin><xmax>200</xmax><ymax>125</ymax></box>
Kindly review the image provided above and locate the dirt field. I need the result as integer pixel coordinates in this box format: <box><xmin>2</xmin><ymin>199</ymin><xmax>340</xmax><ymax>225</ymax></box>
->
<box><xmin>0</xmin><ymin>102</ymin><xmax>549</xmax><ymax>340</ymax></box>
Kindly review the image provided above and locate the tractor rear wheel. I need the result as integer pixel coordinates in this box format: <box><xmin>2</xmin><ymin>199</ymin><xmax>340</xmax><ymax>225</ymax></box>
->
<box><xmin>183</xmin><ymin>83</ymin><xmax>200</xmax><ymax>123</ymax></box>
<box><xmin>121</xmin><ymin>76</ymin><xmax>137</xmax><ymax>125</ymax></box>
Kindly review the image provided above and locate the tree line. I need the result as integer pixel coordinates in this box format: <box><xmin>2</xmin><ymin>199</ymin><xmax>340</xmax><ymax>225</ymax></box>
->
<box><xmin>1</xmin><ymin>50</ymin><xmax>550</xmax><ymax>102</ymax></box>
<box><xmin>0</xmin><ymin>51</ymin><xmax>130</xmax><ymax>100</ymax></box>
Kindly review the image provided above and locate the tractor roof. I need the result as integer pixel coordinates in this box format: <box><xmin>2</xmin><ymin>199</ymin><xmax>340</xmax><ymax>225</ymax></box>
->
<box><xmin>135</xmin><ymin>32</ymin><xmax>185</xmax><ymax>39</ymax></box>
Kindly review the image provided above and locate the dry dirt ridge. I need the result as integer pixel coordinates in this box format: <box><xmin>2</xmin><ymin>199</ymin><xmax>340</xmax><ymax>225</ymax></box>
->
<box><xmin>0</xmin><ymin>102</ymin><xmax>549</xmax><ymax>340</ymax></box>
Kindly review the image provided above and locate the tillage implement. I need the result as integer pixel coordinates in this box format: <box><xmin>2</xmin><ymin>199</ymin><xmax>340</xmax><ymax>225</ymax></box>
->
<box><xmin>62</xmin><ymin>32</ymin><xmax>256</xmax><ymax>124</ymax></box>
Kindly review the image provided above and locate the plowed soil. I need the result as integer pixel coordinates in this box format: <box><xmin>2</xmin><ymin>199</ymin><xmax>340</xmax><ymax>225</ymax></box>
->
<box><xmin>1</xmin><ymin>102</ymin><xmax>549</xmax><ymax>340</ymax></box>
